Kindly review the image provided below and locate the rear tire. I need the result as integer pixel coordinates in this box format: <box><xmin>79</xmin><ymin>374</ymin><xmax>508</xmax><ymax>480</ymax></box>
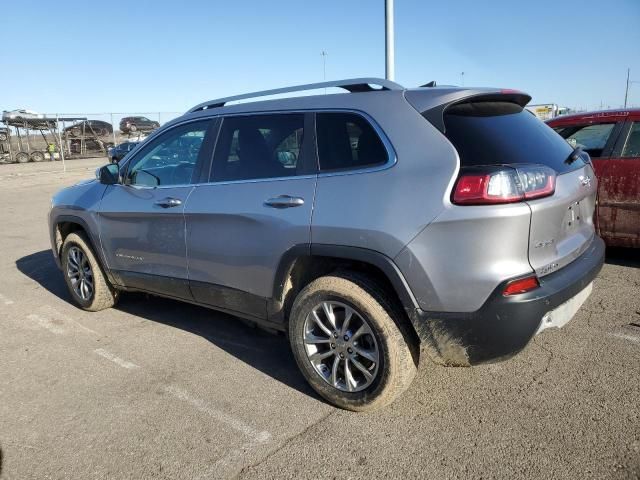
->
<box><xmin>289</xmin><ymin>273</ymin><xmax>417</xmax><ymax>411</ymax></box>
<box><xmin>61</xmin><ymin>232</ymin><xmax>117</xmax><ymax>311</ymax></box>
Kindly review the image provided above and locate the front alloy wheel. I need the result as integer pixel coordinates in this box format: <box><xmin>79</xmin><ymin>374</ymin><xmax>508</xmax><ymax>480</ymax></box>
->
<box><xmin>66</xmin><ymin>246</ymin><xmax>94</xmax><ymax>301</ymax></box>
<box><xmin>61</xmin><ymin>232</ymin><xmax>117</xmax><ymax>311</ymax></box>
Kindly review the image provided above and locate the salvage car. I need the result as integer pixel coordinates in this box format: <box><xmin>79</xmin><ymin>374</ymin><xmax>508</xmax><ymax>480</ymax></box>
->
<box><xmin>119</xmin><ymin>116</ymin><xmax>160</xmax><ymax>134</ymax></box>
<box><xmin>548</xmin><ymin>109</ymin><xmax>640</xmax><ymax>247</ymax></box>
<box><xmin>49</xmin><ymin>78</ymin><xmax>604</xmax><ymax>411</ymax></box>
<box><xmin>64</xmin><ymin>120</ymin><xmax>113</xmax><ymax>137</ymax></box>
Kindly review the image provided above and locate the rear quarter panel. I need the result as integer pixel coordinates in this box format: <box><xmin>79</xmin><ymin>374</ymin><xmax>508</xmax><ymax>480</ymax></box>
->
<box><xmin>311</xmin><ymin>91</ymin><xmax>458</xmax><ymax>258</ymax></box>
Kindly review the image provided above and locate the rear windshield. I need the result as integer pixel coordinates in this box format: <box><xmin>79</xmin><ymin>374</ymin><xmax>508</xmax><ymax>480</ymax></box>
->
<box><xmin>442</xmin><ymin>101</ymin><xmax>584</xmax><ymax>173</ymax></box>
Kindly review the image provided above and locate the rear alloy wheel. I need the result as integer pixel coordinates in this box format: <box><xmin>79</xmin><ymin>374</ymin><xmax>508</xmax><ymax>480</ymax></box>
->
<box><xmin>0</xmin><ymin>132</ymin><xmax>8</xmax><ymax>142</ymax></box>
<box><xmin>289</xmin><ymin>274</ymin><xmax>418</xmax><ymax>411</ymax></box>
<box><xmin>61</xmin><ymin>232</ymin><xmax>117</xmax><ymax>311</ymax></box>
<box><xmin>304</xmin><ymin>301</ymin><xmax>380</xmax><ymax>392</ymax></box>
<box><xmin>129</xmin><ymin>124</ymin><xmax>138</xmax><ymax>132</ymax></box>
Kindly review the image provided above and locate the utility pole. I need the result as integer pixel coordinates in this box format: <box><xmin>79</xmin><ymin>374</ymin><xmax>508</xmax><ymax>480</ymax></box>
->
<box><xmin>385</xmin><ymin>0</ymin><xmax>395</xmax><ymax>81</ymax></box>
<box><xmin>321</xmin><ymin>51</ymin><xmax>328</xmax><ymax>81</ymax></box>
<box><xmin>625</xmin><ymin>68</ymin><xmax>630</xmax><ymax>108</ymax></box>
<box><xmin>321</xmin><ymin>51</ymin><xmax>328</xmax><ymax>94</ymax></box>
<box><xmin>461</xmin><ymin>72</ymin><xmax>465</xmax><ymax>86</ymax></box>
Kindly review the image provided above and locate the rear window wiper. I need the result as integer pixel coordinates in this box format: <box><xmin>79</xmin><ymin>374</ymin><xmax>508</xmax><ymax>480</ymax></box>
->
<box><xmin>565</xmin><ymin>146</ymin><xmax>583</xmax><ymax>165</ymax></box>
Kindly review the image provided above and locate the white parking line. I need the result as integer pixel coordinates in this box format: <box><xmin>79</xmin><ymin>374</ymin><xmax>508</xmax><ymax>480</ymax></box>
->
<box><xmin>0</xmin><ymin>293</ymin><xmax>14</xmax><ymax>305</ymax></box>
<box><xmin>163</xmin><ymin>385</ymin><xmax>271</xmax><ymax>444</ymax></box>
<box><xmin>27</xmin><ymin>314</ymin><xmax>66</xmax><ymax>335</ymax></box>
<box><xmin>39</xmin><ymin>304</ymin><xmax>100</xmax><ymax>335</ymax></box>
<box><xmin>608</xmin><ymin>332</ymin><xmax>640</xmax><ymax>345</ymax></box>
<box><xmin>94</xmin><ymin>348</ymin><xmax>140</xmax><ymax>369</ymax></box>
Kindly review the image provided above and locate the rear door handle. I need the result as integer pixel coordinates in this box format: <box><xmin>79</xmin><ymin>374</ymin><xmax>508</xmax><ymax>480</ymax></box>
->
<box><xmin>154</xmin><ymin>197</ymin><xmax>182</xmax><ymax>208</ymax></box>
<box><xmin>264</xmin><ymin>195</ymin><xmax>305</xmax><ymax>208</ymax></box>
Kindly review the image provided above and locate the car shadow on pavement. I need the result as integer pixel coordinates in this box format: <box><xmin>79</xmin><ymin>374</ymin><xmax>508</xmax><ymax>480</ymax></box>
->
<box><xmin>605</xmin><ymin>247</ymin><xmax>640</xmax><ymax>268</ymax></box>
<box><xmin>15</xmin><ymin>250</ymin><xmax>318</xmax><ymax>400</ymax></box>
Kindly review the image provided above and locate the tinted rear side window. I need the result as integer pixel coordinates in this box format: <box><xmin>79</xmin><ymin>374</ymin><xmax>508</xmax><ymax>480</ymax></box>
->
<box><xmin>443</xmin><ymin>101</ymin><xmax>581</xmax><ymax>173</ymax></box>
<box><xmin>211</xmin><ymin>114</ymin><xmax>305</xmax><ymax>182</ymax></box>
<box><xmin>316</xmin><ymin>112</ymin><xmax>388</xmax><ymax>171</ymax></box>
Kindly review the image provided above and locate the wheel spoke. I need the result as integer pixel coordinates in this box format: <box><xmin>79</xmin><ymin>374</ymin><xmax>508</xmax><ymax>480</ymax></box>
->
<box><xmin>351</xmin><ymin>357</ymin><xmax>374</xmax><ymax>380</ymax></box>
<box><xmin>322</xmin><ymin>302</ymin><xmax>337</xmax><ymax>329</ymax></box>
<box><xmin>352</xmin><ymin>324</ymin><xmax>368</xmax><ymax>340</ymax></box>
<box><xmin>340</xmin><ymin>306</ymin><xmax>354</xmax><ymax>335</ymax></box>
<box><xmin>344</xmin><ymin>358</ymin><xmax>356</xmax><ymax>392</ymax></box>
<box><xmin>68</xmin><ymin>250</ymin><xmax>79</xmax><ymax>268</ymax></box>
<box><xmin>311</xmin><ymin>311</ymin><xmax>333</xmax><ymax>336</ymax></box>
<box><xmin>354</xmin><ymin>346</ymin><xmax>377</xmax><ymax>363</ymax></box>
<box><xmin>304</xmin><ymin>333</ymin><xmax>331</xmax><ymax>345</ymax></box>
<box><xmin>330</xmin><ymin>355</ymin><xmax>340</xmax><ymax>387</ymax></box>
<box><xmin>309</xmin><ymin>349</ymin><xmax>334</xmax><ymax>362</ymax></box>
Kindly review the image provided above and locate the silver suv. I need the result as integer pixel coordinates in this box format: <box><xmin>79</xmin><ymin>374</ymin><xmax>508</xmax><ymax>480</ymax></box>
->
<box><xmin>49</xmin><ymin>78</ymin><xmax>605</xmax><ymax>411</ymax></box>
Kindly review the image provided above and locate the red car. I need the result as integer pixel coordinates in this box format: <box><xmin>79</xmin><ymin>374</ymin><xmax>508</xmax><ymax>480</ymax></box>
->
<box><xmin>548</xmin><ymin>109</ymin><xmax>640</xmax><ymax>248</ymax></box>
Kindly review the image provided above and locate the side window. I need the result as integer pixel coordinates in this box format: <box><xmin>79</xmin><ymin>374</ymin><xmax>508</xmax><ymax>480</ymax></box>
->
<box><xmin>125</xmin><ymin>120</ymin><xmax>211</xmax><ymax>187</ymax></box>
<box><xmin>558</xmin><ymin>123</ymin><xmax>616</xmax><ymax>158</ymax></box>
<box><xmin>211</xmin><ymin>114</ymin><xmax>304</xmax><ymax>182</ymax></box>
<box><xmin>621</xmin><ymin>122</ymin><xmax>640</xmax><ymax>158</ymax></box>
<box><xmin>316</xmin><ymin>112</ymin><xmax>388</xmax><ymax>171</ymax></box>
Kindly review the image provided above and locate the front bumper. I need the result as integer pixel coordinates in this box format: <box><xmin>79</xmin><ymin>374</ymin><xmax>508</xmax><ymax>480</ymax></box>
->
<box><xmin>410</xmin><ymin>235</ymin><xmax>605</xmax><ymax>366</ymax></box>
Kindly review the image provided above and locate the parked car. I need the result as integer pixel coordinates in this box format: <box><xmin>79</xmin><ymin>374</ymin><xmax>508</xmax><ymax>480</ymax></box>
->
<box><xmin>49</xmin><ymin>78</ymin><xmax>604</xmax><ymax>411</ymax></box>
<box><xmin>547</xmin><ymin>109</ymin><xmax>640</xmax><ymax>248</ymax></box>
<box><xmin>108</xmin><ymin>141</ymin><xmax>139</xmax><ymax>163</ymax></box>
<box><xmin>64</xmin><ymin>120</ymin><xmax>113</xmax><ymax>137</ymax></box>
<box><xmin>119</xmin><ymin>116</ymin><xmax>160</xmax><ymax>134</ymax></box>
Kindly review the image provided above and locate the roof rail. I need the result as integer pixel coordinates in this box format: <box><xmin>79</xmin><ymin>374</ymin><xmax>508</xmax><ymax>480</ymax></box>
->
<box><xmin>187</xmin><ymin>77</ymin><xmax>404</xmax><ymax>113</ymax></box>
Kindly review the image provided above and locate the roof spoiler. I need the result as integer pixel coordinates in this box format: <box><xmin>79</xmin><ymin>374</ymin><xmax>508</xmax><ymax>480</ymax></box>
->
<box><xmin>415</xmin><ymin>90</ymin><xmax>532</xmax><ymax>134</ymax></box>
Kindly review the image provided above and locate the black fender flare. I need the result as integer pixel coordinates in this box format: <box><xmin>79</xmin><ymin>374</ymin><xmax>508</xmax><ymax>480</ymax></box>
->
<box><xmin>52</xmin><ymin>214</ymin><xmax>116</xmax><ymax>284</ymax></box>
<box><xmin>269</xmin><ymin>243</ymin><xmax>419</xmax><ymax>321</ymax></box>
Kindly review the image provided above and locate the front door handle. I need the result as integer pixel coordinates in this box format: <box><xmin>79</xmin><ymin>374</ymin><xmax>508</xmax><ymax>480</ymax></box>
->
<box><xmin>155</xmin><ymin>197</ymin><xmax>182</xmax><ymax>208</ymax></box>
<box><xmin>264</xmin><ymin>195</ymin><xmax>305</xmax><ymax>208</ymax></box>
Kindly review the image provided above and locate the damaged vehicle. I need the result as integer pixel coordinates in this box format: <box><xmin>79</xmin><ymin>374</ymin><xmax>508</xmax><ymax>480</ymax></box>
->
<box><xmin>547</xmin><ymin>109</ymin><xmax>640</xmax><ymax>248</ymax></box>
<box><xmin>48</xmin><ymin>78</ymin><xmax>605</xmax><ymax>411</ymax></box>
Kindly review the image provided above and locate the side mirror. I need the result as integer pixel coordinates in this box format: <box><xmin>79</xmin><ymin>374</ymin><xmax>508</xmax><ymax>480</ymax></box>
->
<box><xmin>96</xmin><ymin>163</ymin><xmax>119</xmax><ymax>184</ymax></box>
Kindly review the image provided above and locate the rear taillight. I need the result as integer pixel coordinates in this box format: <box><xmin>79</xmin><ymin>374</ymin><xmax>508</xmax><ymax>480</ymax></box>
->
<box><xmin>452</xmin><ymin>165</ymin><xmax>555</xmax><ymax>205</ymax></box>
<box><xmin>502</xmin><ymin>275</ymin><xmax>540</xmax><ymax>296</ymax></box>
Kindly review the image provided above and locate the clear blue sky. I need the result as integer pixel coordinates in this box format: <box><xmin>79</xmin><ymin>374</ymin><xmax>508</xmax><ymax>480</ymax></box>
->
<box><xmin>2</xmin><ymin>0</ymin><xmax>639</xmax><ymax>116</ymax></box>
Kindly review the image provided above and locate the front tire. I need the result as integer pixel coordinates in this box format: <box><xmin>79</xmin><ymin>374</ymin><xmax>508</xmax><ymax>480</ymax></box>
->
<box><xmin>61</xmin><ymin>232</ymin><xmax>117</xmax><ymax>311</ymax></box>
<box><xmin>289</xmin><ymin>274</ymin><xmax>418</xmax><ymax>411</ymax></box>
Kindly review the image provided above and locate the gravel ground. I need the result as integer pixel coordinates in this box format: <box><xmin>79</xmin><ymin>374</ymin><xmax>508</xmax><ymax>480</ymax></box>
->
<box><xmin>0</xmin><ymin>158</ymin><xmax>638</xmax><ymax>479</ymax></box>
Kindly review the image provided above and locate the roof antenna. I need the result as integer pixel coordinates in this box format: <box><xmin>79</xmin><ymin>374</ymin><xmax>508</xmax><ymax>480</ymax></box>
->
<box><xmin>420</xmin><ymin>81</ymin><xmax>437</xmax><ymax>87</ymax></box>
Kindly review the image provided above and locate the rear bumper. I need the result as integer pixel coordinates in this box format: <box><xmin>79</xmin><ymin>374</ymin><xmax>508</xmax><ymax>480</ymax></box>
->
<box><xmin>410</xmin><ymin>235</ymin><xmax>605</xmax><ymax>366</ymax></box>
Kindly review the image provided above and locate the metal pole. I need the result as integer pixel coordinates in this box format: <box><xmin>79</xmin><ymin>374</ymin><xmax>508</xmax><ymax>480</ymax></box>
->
<box><xmin>111</xmin><ymin>113</ymin><xmax>116</xmax><ymax>147</ymax></box>
<box><xmin>321</xmin><ymin>51</ymin><xmax>328</xmax><ymax>94</ymax></box>
<box><xmin>624</xmin><ymin>68</ymin><xmax>630</xmax><ymax>108</ymax></box>
<box><xmin>57</xmin><ymin>114</ymin><xmax>66</xmax><ymax>172</ymax></box>
<box><xmin>385</xmin><ymin>0</ymin><xmax>395</xmax><ymax>81</ymax></box>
